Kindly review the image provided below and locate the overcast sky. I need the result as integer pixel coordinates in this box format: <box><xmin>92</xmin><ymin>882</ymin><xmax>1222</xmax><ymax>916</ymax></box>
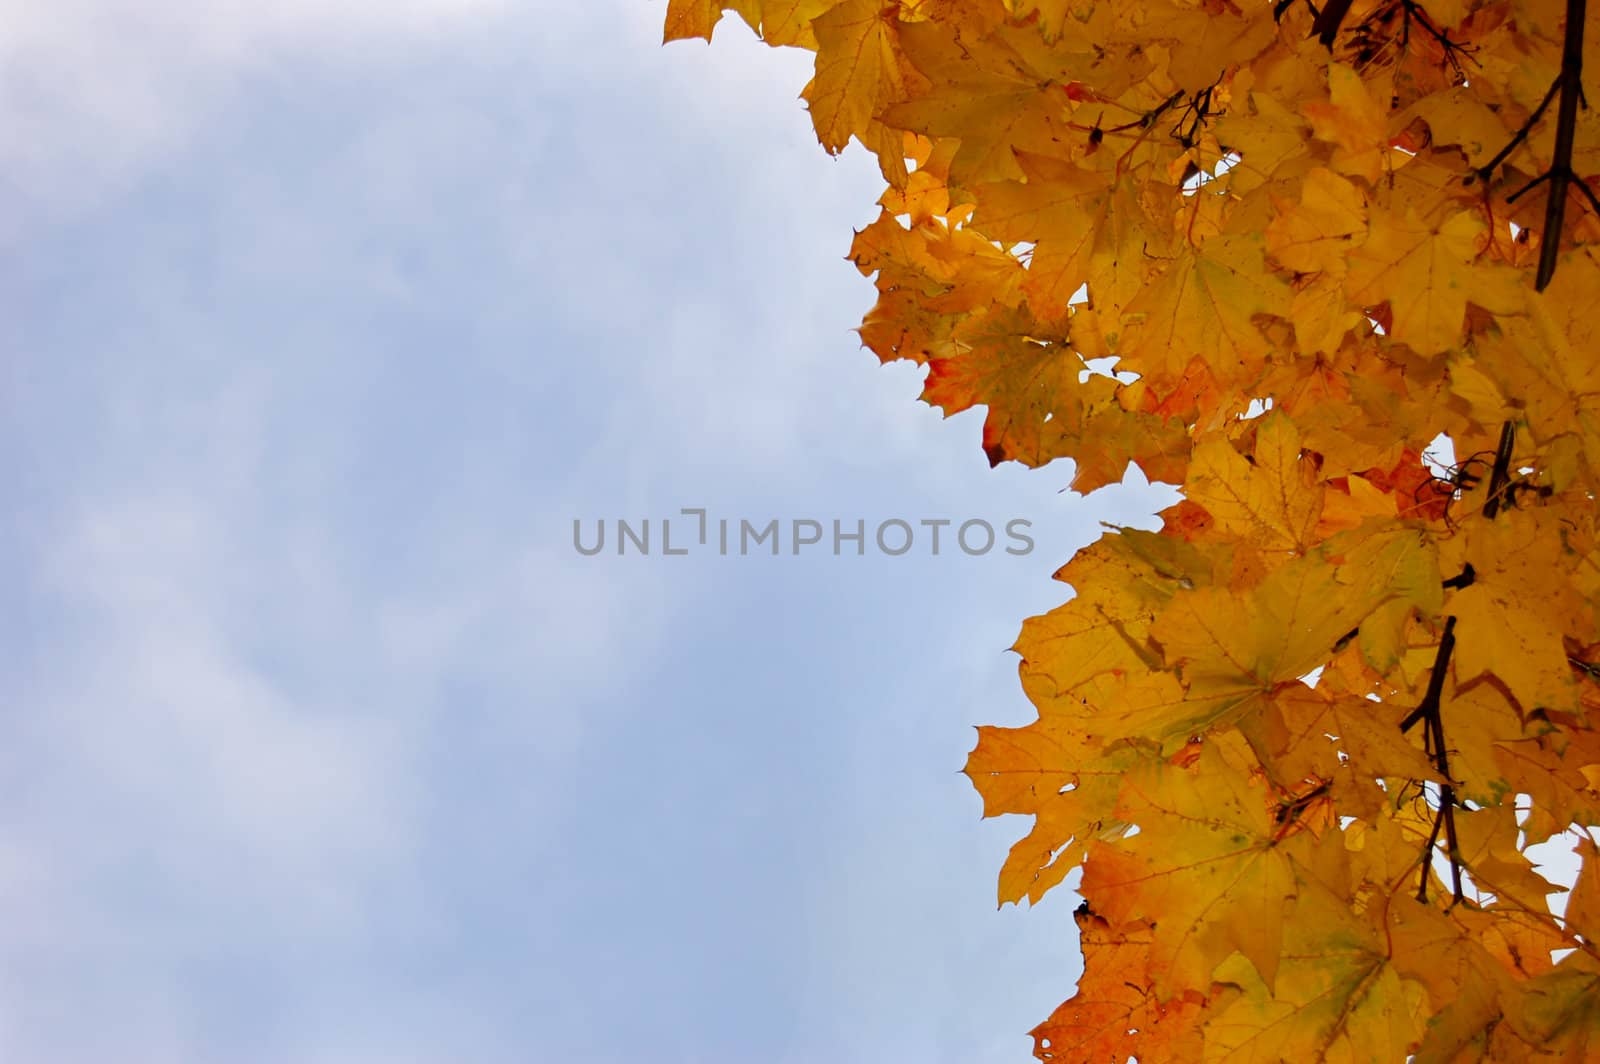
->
<box><xmin>4</xmin><ymin>4</ymin><xmax>1187</xmax><ymax>1061</ymax></box>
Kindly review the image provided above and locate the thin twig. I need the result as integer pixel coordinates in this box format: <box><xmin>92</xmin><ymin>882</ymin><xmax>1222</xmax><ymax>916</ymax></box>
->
<box><xmin>1396</xmin><ymin>0</ymin><xmax>1478</xmax><ymax>79</ymax></box>
<box><xmin>1403</xmin><ymin>615</ymin><xmax>1463</xmax><ymax>902</ymax></box>
<box><xmin>1472</xmin><ymin>79</ymin><xmax>1562</xmax><ymax>184</ymax></box>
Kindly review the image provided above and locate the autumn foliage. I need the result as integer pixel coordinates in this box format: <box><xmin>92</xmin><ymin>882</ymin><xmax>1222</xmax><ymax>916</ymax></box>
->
<box><xmin>665</xmin><ymin>0</ymin><xmax>1600</xmax><ymax>1058</ymax></box>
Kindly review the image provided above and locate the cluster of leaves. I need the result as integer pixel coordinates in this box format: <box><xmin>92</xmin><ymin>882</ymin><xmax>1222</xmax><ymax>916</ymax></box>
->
<box><xmin>666</xmin><ymin>0</ymin><xmax>1600</xmax><ymax>1058</ymax></box>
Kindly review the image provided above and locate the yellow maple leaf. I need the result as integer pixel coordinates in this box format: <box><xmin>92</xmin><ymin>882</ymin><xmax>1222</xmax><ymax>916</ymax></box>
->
<box><xmin>1444</xmin><ymin>506</ymin><xmax>1585</xmax><ymax>713</ymax></box>
<box><xmin>1265</xmin><ymin>167</ymin><xmax>1368</xmax><ymax>276</ymax></box>
<box><xmin>973</xmin><ymin>154</ymin><xmax>1115</xmax><ymax>317</ymax></box>
<box><xmin>1083</xmin><ymin>734</ymin><xmax>1304</xmax><ymax>996</ymax></box>
<box><xmin>1185</xmin><ymin>414</ymin><xmax>1322</xmax><ymax>554</ymax></box>
<box><xmin>884</xmin><ymin>19</ymin><xmax>1083</xmax><ymax>184</ymax></box>
<box><xmin>1150</xmin><ymin>531</ymin><xmax>1435</xmax><ymax>742</ymax></box>
<box><xmin>1206</xmin><ymin>898</ymin><xmax>1428</xmax><ymax>1062</ymax></box>
<box><xmin>803</xmin><ymin>0</ymin><xmax>905</xmax><ymax>153</ymax></box>
<box><xmin>1030</xmin><ymin>908</ymin><xmax>1209</xmax><ymax>1063</ymax></box>
<box><xmin>1347</xmin><ymin>208</ymin><xmax>1495</xmax><ymax>357</ymax></box>
<box><xmin>1119</xmin><ymin>233</ymin><xmax>1291</xmax><ymax>388</ymax></box>
<box><xmin>1510</xmin><ymin>952</ymin><xmax>1600</xmax><ymax>1062</ymax></box>
<box><xmin>1305</xmin><ymin>62</ymin><xmax>1393</xmax><ymax>183</ymax></box>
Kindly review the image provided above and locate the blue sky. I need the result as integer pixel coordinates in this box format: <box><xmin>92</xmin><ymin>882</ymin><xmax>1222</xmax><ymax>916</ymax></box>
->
<box><xmin>3</xmin><ymin>4</ymin><xmax>1186</xmax><ymax>1060</ymax></box>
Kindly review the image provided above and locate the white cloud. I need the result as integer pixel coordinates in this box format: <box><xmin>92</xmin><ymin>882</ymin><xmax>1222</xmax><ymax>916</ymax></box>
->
<box><xmin>0</xmin><ymin>0</ymin><xmax>510</xmax><ymax>240</ymax></box>
<box><xmin>26</xmin><ymin>492</ymin><xmax>410</xmax><ymax>901</ymax></box>
<box><xmin>3</xmin><ymin>4</ymin><xmax>1155</xmax><ymax>1058</ymax></box>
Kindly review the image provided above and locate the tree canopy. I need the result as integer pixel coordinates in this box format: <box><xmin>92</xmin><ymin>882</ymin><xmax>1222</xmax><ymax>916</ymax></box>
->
<box><xmin>666</xmin><ymin>0</ymin><xmax>1600</xmax><ymax>1058</ymax></box>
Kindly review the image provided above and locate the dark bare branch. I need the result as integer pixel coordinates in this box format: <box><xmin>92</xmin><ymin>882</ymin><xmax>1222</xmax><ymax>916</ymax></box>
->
<box><xmin>1537</xmin><ymin>0</ymin><xmax>1588</xmax><ymax>290</ymax></box>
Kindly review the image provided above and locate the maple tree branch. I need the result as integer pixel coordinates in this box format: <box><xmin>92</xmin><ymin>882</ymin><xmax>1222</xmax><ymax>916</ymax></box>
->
<box><xmin>1401</xmin><ymin>616</ymin><xmax>1456</xmax><ymax>735</ymax></box>
<box><xmin>1399</xmin><ymin>614</ymin><xmax>1465</xmax><ymax>903</ymax></box>
<box><xmin>1105</xmin><ymin>91</ymin><xmax>1185</xmax><ymax>135</ymax></box>
<box><xmin>1416</xmin><ymin>802</ymin><xmax>1447</xmax><ymax>900</ymax></box>
<box><xmin>1171</xmin><ymin>85</ymin><xmax>1220</xmax><ymax>149</ymax></box>
<box><xmin>1535</xmin><ymin>0</ymin><xmax>1588</xmax><ymax>290</ymax></box>
<box><xmin>1483</xmin><ymin>419</ymin><xmax>1517</xmax><ymax>520</ymax></box>
<box><xmin>1466</xmin><ymin>0</ymin><xmax>1593</xmax><ymax>289</ymax></box>
<box><xmin>1427</xmin><ymin>698</ymin><xmax>1467</xmax><ymax>903</ymax></box>
<box><xmin>1407</xmin><ymin>422</ymin><xmax>1515</xmax><ymax>902</ymax></box>
<box><xmin>1110</xmin><ymin>91</ymin><xmax>1188</xmax><ymax>177</ymax></box>
<box><xmin>1506</xmin><ymin>169</ymin><xmax>1554</xmax><ymax>204</ymax></box>
<box><xmin>1396</xmin><ymin>0</ymin><xmax>1478</xmax><ymax>74</ymax></box>
<box><xmin>1313</xmin><ymin>0</ymin><xmax>1356</xmax><ymax>45</ymax></box>
<box><xmin>1576</xmin><ymin>175</ymin><xmax>1600</xmax><ymax>223</ymax></box>
<box><xmin>1441</xmin><ymin>800</ymin><xmax>1465</xmax><ymax>899</ymax></box>
<box><xmin>1471</xmin><ymin>79</ymin><xmax>1562</xmax><ymax>184</ymax></box>
<box><xmin>1475</xmin><ymin>0</ymin><xmax>1589</xmax><ymax>287</ymax></box>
